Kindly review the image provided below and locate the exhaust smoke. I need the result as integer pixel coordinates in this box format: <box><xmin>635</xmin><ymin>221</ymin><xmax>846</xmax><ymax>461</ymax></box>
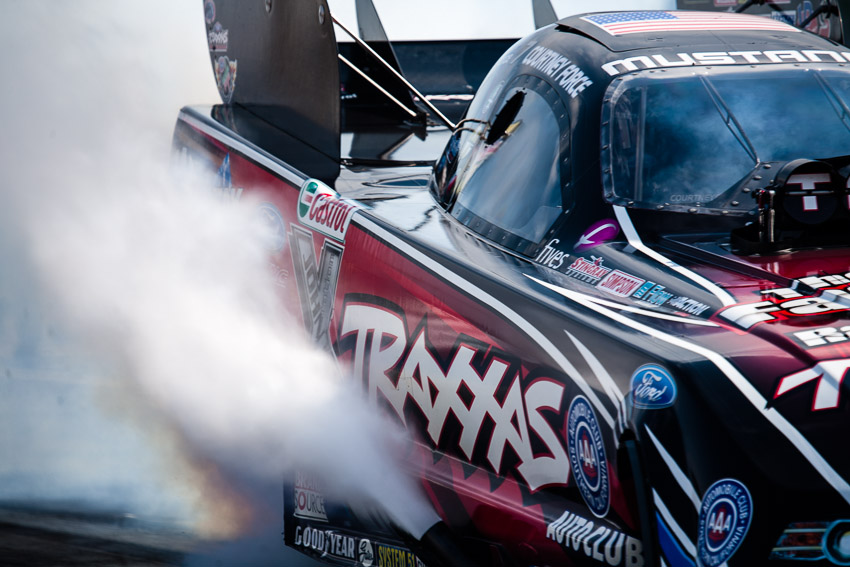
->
<box><xmin>0</xmin><ymin>0</ymin><xmax>437</xmax><ymax>548</ymax></box>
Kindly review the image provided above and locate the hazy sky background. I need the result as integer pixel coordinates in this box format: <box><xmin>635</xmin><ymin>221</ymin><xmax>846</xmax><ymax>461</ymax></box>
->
<box><xmin>332</xmin><ymin>0</ymin><xmax>676</xmax><ymax>39</ymax></box>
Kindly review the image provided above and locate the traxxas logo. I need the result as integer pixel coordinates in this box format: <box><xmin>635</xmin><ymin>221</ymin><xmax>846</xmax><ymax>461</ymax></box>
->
<box><xmin>337</xmin><ymin>296</ymin><xmax>570</xmax><ymax>492</ymax></box>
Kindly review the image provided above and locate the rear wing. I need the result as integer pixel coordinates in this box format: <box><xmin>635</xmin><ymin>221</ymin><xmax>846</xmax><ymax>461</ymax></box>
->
<box><xmin>200</xmin><ymin>0</ymin><xmax>551</xmax><ymax>167</ymax></box>
<box><xmin>203</xmin><ymin>0</ymin><xmax>341</xmax><ymax>162</ymax></box>
<box><xmin>676</xmin><ymin>0</ymin><xmax>850</xmax><ymax>43</ymax></box>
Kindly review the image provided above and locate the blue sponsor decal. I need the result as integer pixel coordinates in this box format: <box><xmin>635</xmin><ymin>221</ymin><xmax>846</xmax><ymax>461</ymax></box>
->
<box><xmin>256</xmin><ymin>202</ymin><xmax>287</xmax><ymax>252</ymax></box>
<box><xmin>567</xmin><ymin>396</ymin><xmax>609</xmax><ymax>517</ymax></box>
<box><xmin>697</xmin><ymin>479</ymin><xmax>753</xmax><ymax>567</ymax></box>
<box><xmin>217</xmin><ymin>153</ymin><xmax>232</xmax><ymax>187</ymax></box>
<box><xmin>631</xmin><ymin>364</ymin><xmax>677</xmax><ymax>409</ymax></box>
<box><xmin>656</xmin><ymin>512</ymin><xmax>695</xmax><ymax>567</ymax></box>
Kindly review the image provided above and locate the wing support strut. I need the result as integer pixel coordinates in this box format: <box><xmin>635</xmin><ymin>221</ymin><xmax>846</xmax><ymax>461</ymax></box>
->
<box><xmin>332</xmin><ymin>16</ymin><xmax>457</xmax><ymax>130</ymax></box>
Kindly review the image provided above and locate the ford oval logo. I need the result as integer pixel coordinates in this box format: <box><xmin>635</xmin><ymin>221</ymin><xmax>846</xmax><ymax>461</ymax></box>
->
<box><xmin>631</xmin><ymin>364</ymin><xmax>677</xmax><ymax>409</ymax></box>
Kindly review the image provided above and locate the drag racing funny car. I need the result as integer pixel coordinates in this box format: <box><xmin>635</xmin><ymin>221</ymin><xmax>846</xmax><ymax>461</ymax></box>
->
<box><xmin>173</xmin><ymin>0</ymin><xmax>850</xmax><ymax>565</ymax></box>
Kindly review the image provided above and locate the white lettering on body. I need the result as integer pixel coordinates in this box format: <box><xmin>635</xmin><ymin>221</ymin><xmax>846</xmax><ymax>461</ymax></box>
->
<box><xmin>339</xmin><ymin>302</ymin><xmax>570</xmax><ymax>491</ymax></box>
<box><xmin>603</xmin><ymin>50</ymin><xmax>850</xmax><ymax>75</ymax></box>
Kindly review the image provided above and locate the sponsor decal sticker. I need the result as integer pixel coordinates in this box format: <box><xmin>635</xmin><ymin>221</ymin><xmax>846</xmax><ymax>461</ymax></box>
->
<box><xmin>359</xmin><ymin>539</ymin><xmax>375</xmax><ymax>567</ymax></box>
<box><xmin>584</xmin><ymin>10</ymin><xmax>798</xmax><ymax>36</ymax></box>
<box><xmin>294</xmin><ymin>526</ymin><xmax>357</xmax><ymax>560</ymax></box>
<box><xmin>214</xmin><ymin>153</ymin><xmax>244</xmax><ymax>202</ymax></box>
<box><xmin>774</xmin><ymin>358</ymin><xmax>850</xmax><ymax>411</ymax></box>
<box><xmin>589</xmin><ymin>272</ymin><xmax>711</xmax><ymax>314</ymax></box>
<box><xmin>298</xmin><ymin>179</ymin><xmax>359</xmax><ymax>242</ymax></box>
<box><xmin>374</xmin><ymin>541</ymin><xmax>425</xmax><ymax>567</ymax></box>
<box><xmin>697</xmin><ymin>479</ymin><xmax>753</xmax><ymax>567</ymax></box>
<box><xmin>567</xmin><ymin>396</ymin><xmax>610</xmax><ymax>517</ymax></box>
<box><xmin>547</xmin><ymin>510</ymin><xmax>644</xmax><ymax>567</ymax></box>
<box><xmin>208</xmin><ymin>21</ymin><xmax>229</xmax><ymax>52</ymax></box>
<box><xmin>255</xmin><ymin>203</ymin><xmax>286</xmax><ymax>252</ymax></box>
<box><xmin>340</xmin><ymin>298</ymin><xmax>570</xmax><ymax>491</ymax></box>
<box><xmin>536</xmin><ymin>238</ymin><xmax>569</xmax><ymax>270</ymax></box>
<box><xmin>576</xmin><ymin>219</ymin><xmax>620</xmax><ymax>251</ymax></box>
<box><xmin>293</xmin><ymin>471</ymin><xmax>327</xmax><ymax>522</ymax></box>
<box><xmin>719</xmin><ymin>272</ymin><xmax>850</xmax><ymax>329</ymax></box>
<box><xmin>668</xmin><ymin>295</ymin><xmax>710</xmax><ymax>316</ymax></box>
<box><xmin>791</xmin><ymin>325</ymin><xmax>850</xmax><ymax>347</ymax></box>
<box><xmin>566</xmin><ymin>256</ymin><xmax>612</xmax><ymax>285</ymax></box>
<box><xmin>204</xmin><ymin>0</ymin><xmax>215</xmax><ymax>25</ymax></box>
<box><xmin>214</xmin><ymin>55</ymin><xmax>238</xmax><ymax>103</ymax></box>
<box><xmin>267</xmin><ymin>262</ymin><xmax>289</xmax><ymax>288</ymax></box>
<box><xmin>290</xmin><ymin>226</ymin><xmax>342</xmax><ymax>353</ymax></box>
<box><xmin>597</xmin><ymin>270</ymin><xmax>645</xmax><ymax>298</ymax></box>
<box><xmin>632</xmin><ymin>281</ymin><xmax>673</xmax><ymax>306</ymax></box>
<box><xmin>631</xmin><ymin>364</ymin><xmax>676</xmax><ymax>409</ymax></box>
<box><xmin>522</xmin><ymin>45</ymin><xmax>593</xmax><ymax>98</ymax></box>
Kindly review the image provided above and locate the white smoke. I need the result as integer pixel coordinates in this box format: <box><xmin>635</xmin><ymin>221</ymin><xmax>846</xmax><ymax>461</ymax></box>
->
<box><xmin>0</xmin><ymin>0</ymin><xmax>435</xmax><ymax>543</ymax></box>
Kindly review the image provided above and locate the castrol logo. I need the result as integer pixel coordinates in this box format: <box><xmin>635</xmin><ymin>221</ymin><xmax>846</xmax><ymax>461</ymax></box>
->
<box><xmin>298</xmin><ymin>178</ymin><xmax>360</xmax><ymax>242</ymax></box>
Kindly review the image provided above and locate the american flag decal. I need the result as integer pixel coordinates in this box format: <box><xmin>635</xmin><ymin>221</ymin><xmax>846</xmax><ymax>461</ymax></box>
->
<box><xmin>581</xmin><ymin>11</ymin><xmax>800</xmax><ymax>36</ymax></box>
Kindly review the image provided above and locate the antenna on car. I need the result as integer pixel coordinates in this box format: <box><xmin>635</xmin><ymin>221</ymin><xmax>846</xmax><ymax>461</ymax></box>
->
<box><xmin>332</xmin><ymin>15</ymin><xmax>457</xmax><ymax>130</ymax></box>
<box><xmin>532</xmin><ymin>0</ymin><xmax>559</xmax><ymax>28</ymax></box>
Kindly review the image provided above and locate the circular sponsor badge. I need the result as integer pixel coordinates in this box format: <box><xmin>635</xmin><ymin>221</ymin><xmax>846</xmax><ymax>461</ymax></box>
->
<box><xmin>567</xmin><ymin>395</ymin><xmax>609</xmax><ymax>517</ymax></box>
<box><xmin>697</xmin><ymin>478</ymin><xmax>753</xmax><ymax>567</ymax></box>
<box><xmin>256</xmin><ymin>202</ymin><xmax>287</xmax><ymax>252</ymax></box>
<box><xmin>358</xmin><ymin>539</ymin><xmax>374</xmax><ymax>567</ymax></box>
<box><xmin>630</xmin><ymin>363</ymin><xmax>677</xmax><ymax>409</ymax></box>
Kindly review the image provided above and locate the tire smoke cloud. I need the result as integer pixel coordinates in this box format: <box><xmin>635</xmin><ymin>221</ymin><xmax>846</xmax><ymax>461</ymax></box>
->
<box><xmin>0</xmin><ymin>0</ymin><xmax>436</xmax><ymax>543</ymax></box>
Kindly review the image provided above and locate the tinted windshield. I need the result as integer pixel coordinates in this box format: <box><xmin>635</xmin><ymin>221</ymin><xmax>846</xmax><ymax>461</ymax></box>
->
<box><xmin>602</xmin><ymin>66</ymin><xmax>850</xmax><ymax>214</ymax></box>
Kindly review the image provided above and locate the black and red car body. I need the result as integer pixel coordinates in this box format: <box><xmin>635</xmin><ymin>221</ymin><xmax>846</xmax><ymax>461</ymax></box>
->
<box><xmin>174</xmin><ymin>1</ymin><xmax>850</xmax><ymax>565</ymax></box>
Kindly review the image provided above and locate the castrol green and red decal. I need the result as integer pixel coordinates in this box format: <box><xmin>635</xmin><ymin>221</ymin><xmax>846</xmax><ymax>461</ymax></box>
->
<box><xmin>298</xmin><ymin>179</ymin><xmax>360</xmax><ymax>242</ymax></box>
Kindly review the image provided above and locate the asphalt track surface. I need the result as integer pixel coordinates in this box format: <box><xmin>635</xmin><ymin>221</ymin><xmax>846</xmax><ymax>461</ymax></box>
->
<box><xmin>0</xmin><ymin>362</ymin><xmax>328</xmax><ymax>567</ymax></box>
<box><xmin>0</xmin><ymin>506</ymin><xmax>189</xmax><ymax>566</ymax></box>
<box><xmin>0</xmin><ymin>504</ymin><xmax>325</xmax><ymax>567</ymax></box>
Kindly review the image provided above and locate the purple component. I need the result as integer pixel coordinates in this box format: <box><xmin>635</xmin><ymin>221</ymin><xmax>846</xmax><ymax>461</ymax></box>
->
<box><xmin>575</xmin><ymin>219</ymin><xmax>620</xmax><ymax>251</ymax></box>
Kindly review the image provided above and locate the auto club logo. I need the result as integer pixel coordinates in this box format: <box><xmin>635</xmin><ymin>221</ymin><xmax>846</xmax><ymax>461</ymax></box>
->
<box><xmin>567</xmin><ymin>396</ymin><xmax>610</xmax><ymax>517</ymax></box>
<box><xmin>697</xmin><ymin>478</ymin><xmax>753</xmax><ymax>567</ymax></box>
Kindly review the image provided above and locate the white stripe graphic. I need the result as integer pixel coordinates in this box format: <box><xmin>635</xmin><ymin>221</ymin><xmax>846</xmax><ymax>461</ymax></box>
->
<box><xmin>355</xmin><ymin>216</ymin><xmax>617</xmax><ymax>430</ymax></box>
<box><xmin>614</xmin><ymin>206</ymin><xmax>736</xmax><ymax>307</ymax></box>
<box><xmin>566</xmin><ymin>330</ymin><xmax>624</xmax><ymax>408</ymax></box>
<box><xmin>645</xmin><ymin>425</ymin><xmax>701</xmax><ymax>509</ymax></box>
<box><xmin>529</xmin><ymin>275</ymin><xmax>850</xmax><ymax>505</ymax></box>
<box><xmin>653</xmin><ymin>489</ymin><xmax>697</xmax><ymax>558</ymax></box>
